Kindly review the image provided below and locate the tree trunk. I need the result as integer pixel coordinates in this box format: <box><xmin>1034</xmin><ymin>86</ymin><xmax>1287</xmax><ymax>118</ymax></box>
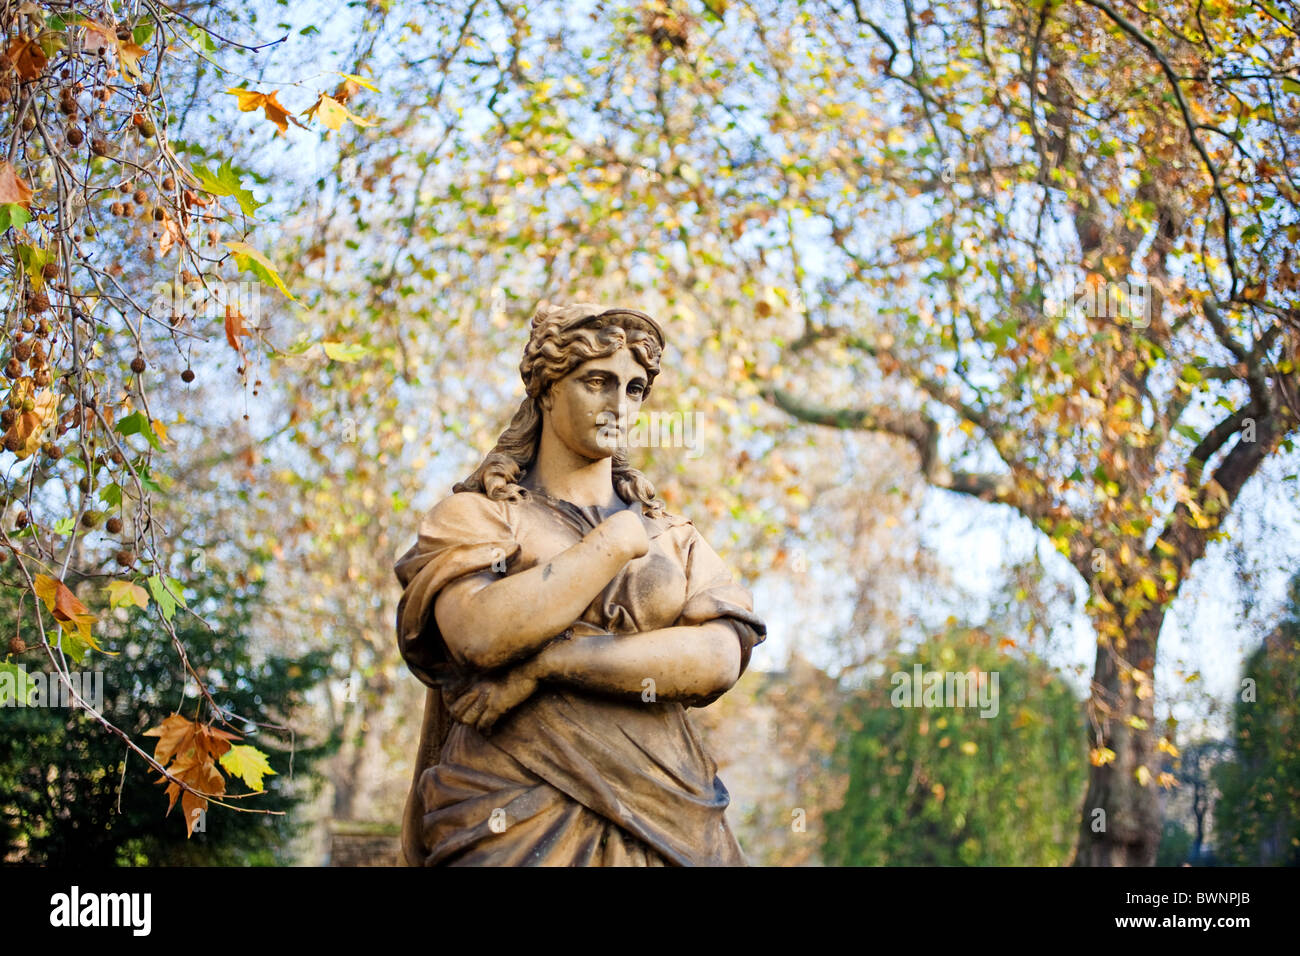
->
<box><xmin>1073</xmin><ymin>605</ymin><xmax>1163</xmax><ymax>866</ymax></box>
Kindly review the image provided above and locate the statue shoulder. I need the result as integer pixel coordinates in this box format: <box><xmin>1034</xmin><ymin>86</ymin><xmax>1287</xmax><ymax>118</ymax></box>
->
<box><xmin>422</xmin><ymin>489</ymin><xmax>516</xmax><ymax>536</ymax></box>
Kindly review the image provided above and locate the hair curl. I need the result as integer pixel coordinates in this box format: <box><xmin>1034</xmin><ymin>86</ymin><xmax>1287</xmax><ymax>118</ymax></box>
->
<box><xmin>453</xmin><ymin>304</ymin><xmax>668</xmax><ymax>517</ymax></box>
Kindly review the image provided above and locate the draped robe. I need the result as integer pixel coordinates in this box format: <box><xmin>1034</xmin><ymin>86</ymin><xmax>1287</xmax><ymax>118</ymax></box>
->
<box><xmin>392</xmin><ymin>486</ymin><xmax>767</xmax><ymax>866</ymax></box>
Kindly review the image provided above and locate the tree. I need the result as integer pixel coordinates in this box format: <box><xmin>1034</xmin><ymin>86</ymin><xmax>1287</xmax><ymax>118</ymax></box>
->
<box><xmin>754</xmin><ymin>0</ymin><xmax>1299</xmax><ymax>864</ymax></box>
<box><xmin>0</xmin><ymin>0</ymin><xmax>372</xmax><ymax>833</ymax></box>
<box><xmin>1213</xmin><ymin>571</ymin><xmax>1300</xmax><ymax>865</ymax></box>
<box><xmin>823</xmin><ymin>622</ymin><xmax>1087</xmax><ymax>865</ymax></box>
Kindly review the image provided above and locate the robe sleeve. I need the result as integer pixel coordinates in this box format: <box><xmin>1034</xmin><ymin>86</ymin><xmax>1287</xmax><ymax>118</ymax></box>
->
<box><xmin>672</xmin><ymin>522</ymin><xmax>768</xmax><ymax>680</ymax></box>
<box><xmin>393</xmin><ymin>491</ymin><xmax>521</xmax><ymax>687</ymax></box>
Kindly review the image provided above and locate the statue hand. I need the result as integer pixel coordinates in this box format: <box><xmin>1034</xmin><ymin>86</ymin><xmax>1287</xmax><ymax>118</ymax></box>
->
<box><xmin>445</xmin><ymin>664</ymin><xmax>539</xmax><ymax>734</ymax></box>
<box><xmin>593</xmin><ymin>509</ymin><xmax>650</xmax><ymax>562</ymax></box>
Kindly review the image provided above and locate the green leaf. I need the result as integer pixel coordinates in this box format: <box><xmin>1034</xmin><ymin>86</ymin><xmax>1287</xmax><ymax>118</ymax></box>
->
<box><xmin>185</xmin><ymin>23</ymin><xmax>218</xmax><ymax>52</ymax></box>
<box><xmin>0</xmin><ymin>204</ymin><xmax>31</xmax><ymax>232</ymax></box>
<box><xmin>0</xmin><ymin>662</ymin><xmax>37</xmax><ymax>706</ymax></box>
<box><xmin>100</xmin><ymin>483</ymin><xmax>122</xmax><ymax>507</ymax></box>
<box><xmin>147</xmin><ymin>574</ymin><xmax>178</xmax><ymax>622</ymax></box>
<box><xmin>165</xmin><ymin>575</ymin><xmax>188</xmax><ymax>609</ymax></box>
<box><xmin>224</xmin><ymin>241</ymin><xmax>295</xmax><ymax>300</ymax></box>
<box><xmin>51</xmin><ymin>517</ymin><xmax>75</xmax><ymax>535</ymax></box>
<box><xmin>192</xmin><ymin>159</ymin><xmax>265</xmax><ymax>218</ymax></box>
<box><xmin>220</xmin><ymin>744</ymin><xmax>277</xmax><ymax>791</ymax></box>
<box><xmin>114</xmin><ymin>411</ymin><xmax>164</xmax><ymax>451</ymax></box>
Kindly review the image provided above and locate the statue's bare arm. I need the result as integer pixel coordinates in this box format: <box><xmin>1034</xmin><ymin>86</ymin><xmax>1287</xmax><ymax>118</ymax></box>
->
<box><xmin>525</xmin><ymin>621</ymin><xmax>741</xmax><ymax>702</ymax></box>
<box><xmin>434</xmin><ymin>510</ymin><xmax>649</xmax><ymax>671</ymax></box>
<box><xmin>445</xmin><ymin>619</ymin><xmax>743</xmax><ymax>733</ymax></box>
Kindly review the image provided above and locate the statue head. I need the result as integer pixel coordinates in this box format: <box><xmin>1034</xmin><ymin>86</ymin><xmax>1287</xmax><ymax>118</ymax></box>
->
<box><xmin>453</xmin><ymin>301</ymin><xmax>668</xmax><ymax>514</ymax></box>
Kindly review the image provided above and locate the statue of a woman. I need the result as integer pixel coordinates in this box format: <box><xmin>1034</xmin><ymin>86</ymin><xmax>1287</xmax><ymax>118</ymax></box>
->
<box><xmin>393</xmin><ymin>302</ymin><xmax>766</xmax><ymax>866</ymax></box>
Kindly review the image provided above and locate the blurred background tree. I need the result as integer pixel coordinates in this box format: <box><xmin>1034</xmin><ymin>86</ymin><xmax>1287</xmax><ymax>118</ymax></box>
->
<box><xmin>0</xmin><ymin>560</ymin><xmax>337</xmax><ymax>865</ymax></box>
<box><xmin>1212</xmin><ymin>570</ymin><xmax>1300</xmax><ymax>866</ymax></box>
<box><xmin>823</xmin><ymin>622</ymin><xmax>1087</xmax><ymax>866</ymax></box>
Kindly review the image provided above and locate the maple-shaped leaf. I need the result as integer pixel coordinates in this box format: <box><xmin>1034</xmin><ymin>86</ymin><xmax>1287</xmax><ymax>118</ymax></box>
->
<box><xmin>116</xmin><ymin>40</ymin><xmax>147</xmax><ymax>78</ymax></box>
<box><xmin>161</xmin><ymin>750</ymin><xmax>226</xmax><ymax>835</ymax></box>
<box><xmin>191</xmin><ymin>159</ymin><xmax>264</xmax><ymax>217</ymax></box>
<box><xmin>194</xmin><ymin>722</ymin><xmax>239</xmax><ymax>764</ymax></box>
<box><xmin>300</xmin><ymin>93</ymin><xmax>376</xmax><ymax>132</ymax></box>
<box><xmin>224</xmin><ymin>87</ymin><xmax>307</xmax><ymax>135</ymax></box>
<box><xmin>106</xmin><ymin>580</ymin><xmax>150</xmax><ymax>611</ymax></box>
<box><xmin>0</xmin><ymin>161</ymin><xmax>34</xmax><ymax>207</ymax></box>
<box><xmin>32</xmin><ymin>574</ymin><xmax>104</xmax><ymax>654</ymax></box>
<box><xmin>4</xmin><ymin>35</ymin><xmax>48</xmax><ymax>80</ymax></box>
<box><xmin>76</xmin><ymin>20</ymin><xmax>147</xmax><ymax>78</ymax></box>
<box><xmin>220</xmin><ymin>744</ymin><xmax>276</xmax><ymax>791</ymax></box>
<box><xmin>144</xmin><ymin>713</ymin><xmax>198</xmax><ymax>766</ymax></box>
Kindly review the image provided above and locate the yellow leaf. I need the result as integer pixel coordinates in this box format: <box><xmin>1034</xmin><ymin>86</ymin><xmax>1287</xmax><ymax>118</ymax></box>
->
<box><xmin>107</xmin><ymin>580</ymin><xmax>150</xmax><ymax>611</ymax></box>
<box><xmin>116</xmin><ymin>41</ymin><xmax>146</xmax><ymax>78</ymax></box>
<box><xmin>300</xmin><ymin>93</ymin><xmax>375</xmax><ymax>131</ymax></box>
<box><xmin>336</xmin><ymin>71</ymin><xmax>380</xmax><ymax>92</ymax></box>
<box><xmin>219</xmin><ymin>744</ymin><xmax>276</xmax><ymax>791</ymax></box>
<box><xmin>1090</xmin><ymin>747</ymin><xmax>1116</xmax><ymax>767</ymax></box>
<box><xmin>1135</xmin><ymin>765</ymin><xmax>1152</xmax><ymax>786</ymax></box>
<box><xmin>223</xmin><ymin>241</ymin><xmax>295</xmax><ymax>300</ymax></box>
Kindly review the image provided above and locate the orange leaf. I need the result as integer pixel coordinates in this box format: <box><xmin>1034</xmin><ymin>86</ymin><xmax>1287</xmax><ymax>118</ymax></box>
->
<box><xmin>0</xmin><ymin>160</ymin><xmax>34</xmax><ymax>207</ymax></box>
<box><xmin>225</xmin><ymin>87</ymin><xmax>306</xmax><ymax>135</ymax></box>
<box><xmin>143</xmin><ymin>713</ymin><xmax>198</xmax><ymax>766</ymax></box>
<box><xmin>4</xmin><ymin>35</ymin><xmax>48</xmax><ymax>80</ymax></box>
<box><xmin>224</xmin><ymin>304</ymin><xmax>248</xmax><ymax>352</ymax></box>
<box><xmin>10</xmin><ymin>388</ymin><xmax>57</xmax><ymax>458</ymax></box>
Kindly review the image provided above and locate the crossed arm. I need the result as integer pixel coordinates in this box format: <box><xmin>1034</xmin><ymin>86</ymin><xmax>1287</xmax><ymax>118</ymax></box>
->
<box><xmin>432</xmin><ymin>512</ymin><xmax>743</xmax><ymax>732</ymax></box>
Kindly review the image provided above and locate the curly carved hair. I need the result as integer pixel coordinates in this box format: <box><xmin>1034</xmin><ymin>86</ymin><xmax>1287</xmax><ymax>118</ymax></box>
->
<box><xmin>453</xmin><ymin>302</ymin><xmax>668</xmax><ymax>516</ymax></box>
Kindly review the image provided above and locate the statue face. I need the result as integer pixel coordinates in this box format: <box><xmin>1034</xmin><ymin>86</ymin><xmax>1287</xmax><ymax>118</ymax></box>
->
<box><xmin>541</xmin><ymin>346</ymin><xmax>648</xmax><ymax>460</ymax></box>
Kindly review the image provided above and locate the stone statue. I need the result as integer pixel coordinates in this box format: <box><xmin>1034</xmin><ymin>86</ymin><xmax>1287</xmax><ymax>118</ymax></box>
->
<box><xmin>393</xmin><ymin>302</ymin><xmax>767</xmax><ymax>865</ymax></box>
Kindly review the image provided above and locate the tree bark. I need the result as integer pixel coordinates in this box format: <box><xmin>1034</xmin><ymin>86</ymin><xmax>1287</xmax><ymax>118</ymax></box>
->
<box><xmin>1073</xmin><ymin>605</ymin><xmax>1162</xmax><ymax>866</ymax></box>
